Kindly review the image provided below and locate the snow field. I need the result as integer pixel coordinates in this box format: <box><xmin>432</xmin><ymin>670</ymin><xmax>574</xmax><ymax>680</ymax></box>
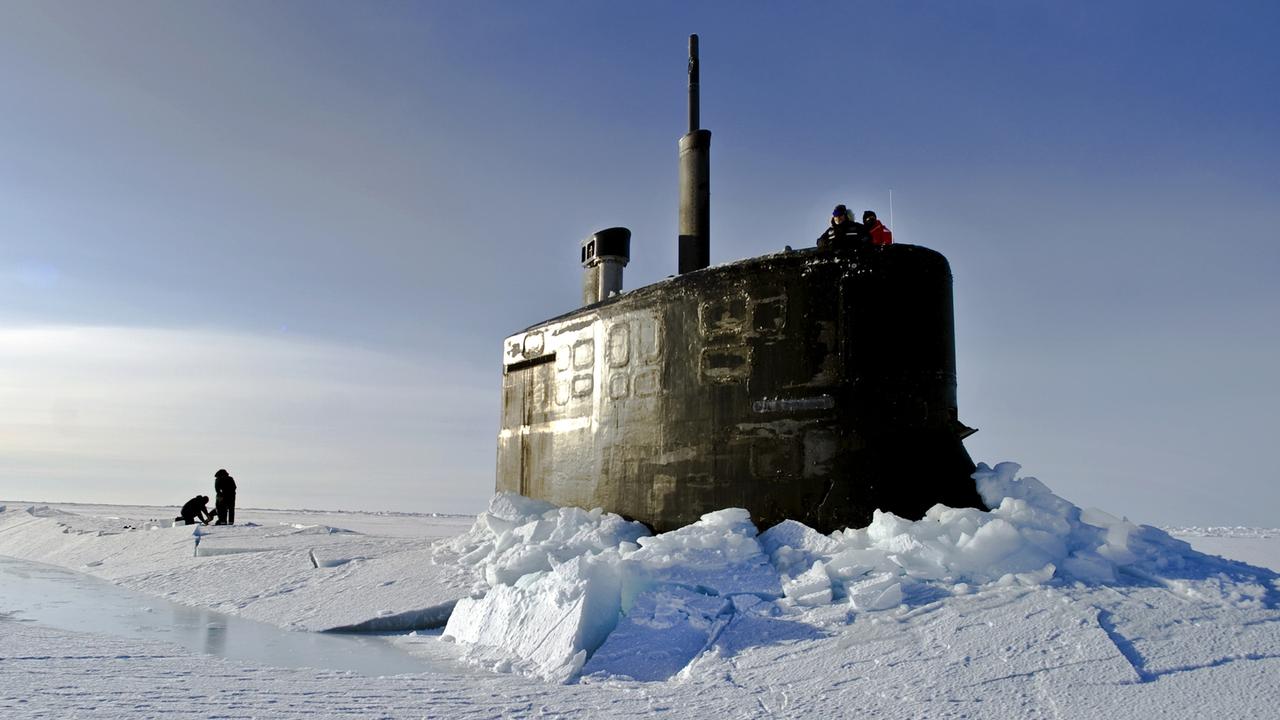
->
<box><xmin>0</xmin><ymin>505</ymin><xmax>474</xmax><ymax>632</ymax></box>
<box><xmin>3</xmin><ymin>465</ymin><xmax>1280</xmax><ymax>718</ymax></box>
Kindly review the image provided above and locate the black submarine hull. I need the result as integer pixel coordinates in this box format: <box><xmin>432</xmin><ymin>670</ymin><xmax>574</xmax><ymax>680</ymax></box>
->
<box><xmin>498</xmin><ymin>243</ymin><xmax>983</xmax><ymax>533</ymax></box>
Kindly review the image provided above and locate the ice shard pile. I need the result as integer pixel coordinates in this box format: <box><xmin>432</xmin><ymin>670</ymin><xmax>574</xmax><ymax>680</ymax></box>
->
<box><xmin>440</xmin><ymin>462</ymin><xmax>1278</xmax><ymax>683</ymax></box>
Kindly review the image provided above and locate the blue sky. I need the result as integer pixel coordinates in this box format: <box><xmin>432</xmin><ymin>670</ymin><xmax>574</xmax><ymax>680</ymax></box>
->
<box><xmin>2</xmin><ymin>1</ymin><xmax>1277</xmax><ymax>524</ymax></box>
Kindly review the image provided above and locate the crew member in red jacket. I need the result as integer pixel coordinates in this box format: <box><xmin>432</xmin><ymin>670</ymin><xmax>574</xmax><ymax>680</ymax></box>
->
<box><xmin>863</xmin><ymin>211</ymin><xmax>893</xmax><ymax>246</ymax></box>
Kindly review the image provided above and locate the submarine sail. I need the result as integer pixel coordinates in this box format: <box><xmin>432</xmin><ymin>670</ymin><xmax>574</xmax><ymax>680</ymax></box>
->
<box><xmin>495</xmin><ymin>36</ymin><xmax>982</xmax><ymax>533</ymax></box>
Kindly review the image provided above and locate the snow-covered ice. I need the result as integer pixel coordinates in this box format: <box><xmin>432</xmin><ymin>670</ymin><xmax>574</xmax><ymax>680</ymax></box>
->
<box><xmin>2</xmin><ymin>462</ymin><xmax>1279</xmax><ymax>718</ymax></box>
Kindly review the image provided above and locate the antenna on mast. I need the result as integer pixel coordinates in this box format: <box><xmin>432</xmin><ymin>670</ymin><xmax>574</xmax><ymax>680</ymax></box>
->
<box><xmin>688</xmin><ymin>34</ymin><xmax>699</xmax><ymax>133</ymax></box>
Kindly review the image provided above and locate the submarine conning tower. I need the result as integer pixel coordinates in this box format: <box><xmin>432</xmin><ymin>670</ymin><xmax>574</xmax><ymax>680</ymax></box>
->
<box><xmin>495</xmin><ymin>36</ymin><xmax>983</xmax><ymax>534</ymax></box>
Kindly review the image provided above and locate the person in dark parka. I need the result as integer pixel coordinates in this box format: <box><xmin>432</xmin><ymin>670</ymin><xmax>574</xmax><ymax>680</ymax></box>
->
<box><xmin>214</xmin><ymin>468</ymin><xmax>237</xmax><ymax>525</ymax></box>
<box><xmin>817</xmin><ymin>204</ymin><xmax>870</xmax><ymax>249</ymax></box>
<box><xmin>176</xmin><ymin>495</ymin><xmax>213</xmax><ymax>525</ymax></box>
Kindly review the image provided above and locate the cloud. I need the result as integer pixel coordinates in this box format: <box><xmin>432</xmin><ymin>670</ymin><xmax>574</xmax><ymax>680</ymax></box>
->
<box><xmin>0</xmin><ymin>325</ymin><xmax>495</xmax><ymax>514</ymax></box>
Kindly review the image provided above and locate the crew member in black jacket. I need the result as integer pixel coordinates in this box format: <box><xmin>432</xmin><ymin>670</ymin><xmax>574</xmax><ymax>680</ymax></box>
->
<box><xmin>176</xmin><ymin>495</ymin><xmax>213</xmax><ymax>525</ymax></box>
<box><xmin>816</xmin><ymin>204</ymin><xmax>870</xmax><ymax>249</ymax></box>
<box><xmin>214</xmin><ymin>468</ymin><xmax>237</xmax><ymax>525</ymax></box>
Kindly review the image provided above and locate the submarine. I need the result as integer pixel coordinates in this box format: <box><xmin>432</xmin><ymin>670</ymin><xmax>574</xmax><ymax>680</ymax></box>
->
<box><xmin>496</xmin><ymin>36</ymin><xmax>983</xmax><ymax>533</ymax></box>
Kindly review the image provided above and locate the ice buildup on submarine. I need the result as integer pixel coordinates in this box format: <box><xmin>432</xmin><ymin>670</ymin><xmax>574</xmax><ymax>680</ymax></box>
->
<box><xmin>496</xmin><ymin>35</ymin><xmax>983</xmax><ymax>533</ymax></box>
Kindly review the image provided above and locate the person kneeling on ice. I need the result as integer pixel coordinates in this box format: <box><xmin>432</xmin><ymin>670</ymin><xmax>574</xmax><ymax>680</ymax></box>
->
<box><xmin>175</xmin><ymin>495</ymin><xmax>214</xmax><ymax>526</ymax></box>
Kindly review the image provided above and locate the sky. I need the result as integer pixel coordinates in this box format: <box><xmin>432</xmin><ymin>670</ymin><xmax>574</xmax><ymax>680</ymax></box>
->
<box><xmin>1</xmin><ymin>1</ymin><xmax>1277</xmax><ymax>524</ymax></box>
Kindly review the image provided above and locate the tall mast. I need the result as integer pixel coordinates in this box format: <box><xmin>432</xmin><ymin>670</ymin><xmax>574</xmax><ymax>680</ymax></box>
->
<box><xmin>677</xmin><ymin>34</ymin><xmax>711</xmax><ymax>274</ymax></box>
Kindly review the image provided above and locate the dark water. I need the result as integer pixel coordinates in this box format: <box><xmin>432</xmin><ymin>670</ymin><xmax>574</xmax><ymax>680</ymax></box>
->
<box><xmin>0</xmin><ymin>555</ymin><xmax>449</xmax><ymax>676</ymax></box>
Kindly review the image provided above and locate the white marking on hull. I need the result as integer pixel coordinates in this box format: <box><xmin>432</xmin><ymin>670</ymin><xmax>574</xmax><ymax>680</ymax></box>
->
<box><xmin>497</xmin><ymin>415</ymin><xmax>593</xmax><ymax>440</ymax></box>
